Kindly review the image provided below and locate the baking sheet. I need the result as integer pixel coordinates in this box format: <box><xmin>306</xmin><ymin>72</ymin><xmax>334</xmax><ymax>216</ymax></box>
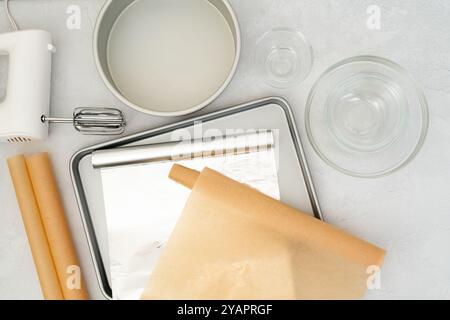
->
<box><xmin>70</xmin><ymin>97</ymin><xmax>323</xmax><ymax>299</ymax></box>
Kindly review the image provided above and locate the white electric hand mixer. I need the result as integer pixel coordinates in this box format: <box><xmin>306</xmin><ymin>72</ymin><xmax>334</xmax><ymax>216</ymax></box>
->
<box><xmin>0</xmin><ymin>0</ymin><xmax>126</xmax><ymax>143</ymax></box>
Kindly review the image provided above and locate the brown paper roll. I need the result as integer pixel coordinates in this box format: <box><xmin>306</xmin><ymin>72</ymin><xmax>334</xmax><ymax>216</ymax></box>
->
<box><xmin>168</xmin><ymin>164</ymin><xmax>199</xmax><ymax>189</ymax></box>
<box><xmin>142</xmin><ymin>164</ymin><xmax>385</xmax><ymax>300</ymax></box>
<box><xmin>25</xmin><ymin>153</ymin><xmax>89</xmax><ymax>300</ymax></box>
<box><xmin>7</xmin><ymin>155</ymin><xmax>64</xmax><ymax>300</ymax></box>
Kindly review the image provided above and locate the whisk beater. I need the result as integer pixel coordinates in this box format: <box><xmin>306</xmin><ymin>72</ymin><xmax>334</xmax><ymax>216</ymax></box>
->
<box><xmin>41</xmin><ymin>107</ymin><xmax>126</xmax><ymax>136</ymax></box>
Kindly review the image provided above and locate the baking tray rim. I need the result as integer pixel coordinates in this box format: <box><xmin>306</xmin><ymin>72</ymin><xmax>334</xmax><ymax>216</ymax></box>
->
<box><xmin>70</xmin><ymin>96</ymin><xmax>323</xmax><ymax>299</ymax></box>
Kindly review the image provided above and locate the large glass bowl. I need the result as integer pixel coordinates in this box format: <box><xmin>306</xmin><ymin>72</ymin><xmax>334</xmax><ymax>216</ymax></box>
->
<box><xmin>305</xmin><ymin>56</ymin><xmax>429</xmax><ymax>178</ymax></box>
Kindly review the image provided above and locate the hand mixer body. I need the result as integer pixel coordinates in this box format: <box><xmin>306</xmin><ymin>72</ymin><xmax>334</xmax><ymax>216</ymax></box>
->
<box><xmin>0</xmin><ymin>30</ymin><xmax>53</xmax><ymax>143</ymax></box>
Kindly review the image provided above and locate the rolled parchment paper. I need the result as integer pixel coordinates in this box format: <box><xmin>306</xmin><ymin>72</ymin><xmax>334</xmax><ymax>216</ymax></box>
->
<box><xmin>142</xmin><ymin>164</ymin><xmax>385</xmax><ymax>300</ymax></box>
<box><xmin>25</xmin><ymin>153</ymin><xmax>89</xmax><ymax>300</ymax></box>
<box><xmin>7</xmin><ymin>155</ymin><xmax>64</xmax><ymax>300</ymax></box>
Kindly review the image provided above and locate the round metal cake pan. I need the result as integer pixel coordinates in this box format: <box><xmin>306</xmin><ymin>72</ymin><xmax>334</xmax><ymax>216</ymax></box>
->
<box><xmin>94</xmin><ymin>0</ymin><xmax>241</xmax><ymax>117</ymax></box>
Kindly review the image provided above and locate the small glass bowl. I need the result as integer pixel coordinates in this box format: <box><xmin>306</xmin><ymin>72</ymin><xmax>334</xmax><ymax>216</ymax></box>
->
<box><xmin>255</xmin><ymin>28</ymin><xmax>313</xmax><ymax>89</ymax></box>
<box><xmin>305</xmin><ymin>56</ymin><xmax>429</xmax><ymax>178</ymax></box>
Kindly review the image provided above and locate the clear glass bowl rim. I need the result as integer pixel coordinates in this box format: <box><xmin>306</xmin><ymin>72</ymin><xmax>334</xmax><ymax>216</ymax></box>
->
<box><xmin>305</xmin><ymin>55</ymin><xmax>429</xmax><ymax>178</ymax></box>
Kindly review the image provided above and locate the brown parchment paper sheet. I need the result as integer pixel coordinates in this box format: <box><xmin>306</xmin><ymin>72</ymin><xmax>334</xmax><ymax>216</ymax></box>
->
<box><xmin>142</xmin><ymin>165</ymin><xmax>385</xmax><ymax>300</ymax></box>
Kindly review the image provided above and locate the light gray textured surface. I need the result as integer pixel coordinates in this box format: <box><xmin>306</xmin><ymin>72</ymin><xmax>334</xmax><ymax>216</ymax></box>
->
<box><xmin>0</xmin><ymin>0</ymin><xmax>449</xmax><ymax>300</ymax></box>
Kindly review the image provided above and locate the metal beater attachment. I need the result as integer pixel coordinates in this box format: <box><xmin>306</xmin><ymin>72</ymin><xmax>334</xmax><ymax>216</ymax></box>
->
<box><xmin>41</xmin><ymin>107</ymin><xmax>126</xmax><ymax>135</ymax></box>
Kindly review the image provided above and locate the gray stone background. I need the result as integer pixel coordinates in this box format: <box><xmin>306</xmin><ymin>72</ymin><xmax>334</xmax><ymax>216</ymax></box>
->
<box><xmin>0</xmin><ymin>0</ymin><xmax>449</xmax><ymax>299</ymax></box>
